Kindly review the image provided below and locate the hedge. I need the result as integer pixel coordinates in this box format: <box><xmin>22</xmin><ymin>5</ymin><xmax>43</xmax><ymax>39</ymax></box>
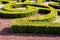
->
<box><xmin>24</xmin><ymin>0</ymin><xmax>46</xmax><ymax>4</ymax></box>
<box><xmin>0</xmin><ymin>6</ymin><xmax>39</xmax><ymax>18</ymax></box>
<box><xmin>1</xmin><ymin>0</ymin><xmax>17</xmax><ymax>4</ymax></box>
<box><xmin>11</xmin><ymin>6</ymin><xmax>58</xmax><ymax>34</ymax></box>
<box><xmin>1</xmin><ymin>2</ymin><xmax>52</xmax><ymax>18</ymax></box>
<box><xmin>3</xmin><ymin>2</ymin><xmax>50</xmax><ymax>11</ymax></box>
<box><xmin>49</xmin><ymin>2</ymin><xmax>60</xmax><ymax>15</ymax></box>
<box><xmin>25</xmin><ymin>6</ymin><xmax>57</xmax><ymax>22</ymax></box>
<box><xmin>1</xmin><ymin>0</ymin><xmax>46</xmax><ymax>4</ymax></box>
<box><xmin>0</xmin><ymin>0</ymin><xmax>59</xmax><ymax>34</ymax></box>
<box><xmin>51</xmin><ymin>0</ymin><xmax>60</xmax><ymax>2</ymax></box>
<box><xmin>11</xmin><ymin>18</ymin><xmax>60</xmax><ymax>34</ymax></box>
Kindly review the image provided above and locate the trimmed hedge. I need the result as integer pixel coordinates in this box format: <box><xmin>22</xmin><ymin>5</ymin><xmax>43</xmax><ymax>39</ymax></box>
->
<box><xmin>1</xmin><ymin>2</ymin><xmax>52</xmax><ymax>18</ymax></box>
<box><xmin>25</xmin><ymin>6</ymin><xmax>57</xmax><ymax>22</ymax></box>
<box><xmin>11</xmin><ymin>19</ymin><xmax>60</xmax><ymax>34</ymax></box>
<box><xmin>0</xmin><ymin>6</ymin><xmax>39</xmax><ymax>18</ymax></box>
<box><xmin>11</xmin><ymin>6</ymin><xmax>58</xmax><ymax>34</ymax></box>
<box><xmin>1</xmin><ymin>0</ymin><xmax>16</xmax><ymax>4</ymax></box>
<box><xmin>1</xmin><ymin>0</ymin><xmax>46</xmax><ymax>3</ymax></box>
<box><xmin>3</xmin><ymin>2</ymin><xmax>49</xmax><ymax>11</ymax></box>
<box><xmin>0</xmin><ymin>0</ymin><xmax>59</xmax><ymax>34</ymax></box>
<box><xmin>49</xmin><ymin>2</ymin><xmax>60</xmax><ymax>15</ymax></box>
<box><xmin>24</xmin><ymin>0</ymin><xmax>46</xmax><ymax>4</ymax></box>
<box><xmin>51</xmin><ymin>0</ymin><xmax>60</xmax><ymax>2</ymax></box>
<box><xmin>49</xmin><ymin>2</ymin><xmax>60</xmax><ymax>9</ymax></box>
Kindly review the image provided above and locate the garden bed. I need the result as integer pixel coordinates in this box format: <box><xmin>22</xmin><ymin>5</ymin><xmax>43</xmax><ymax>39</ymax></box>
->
<box><xmin>0</xmin><ymin>0</ymin><xmax>60</xmax><ymax>34</ymax></box>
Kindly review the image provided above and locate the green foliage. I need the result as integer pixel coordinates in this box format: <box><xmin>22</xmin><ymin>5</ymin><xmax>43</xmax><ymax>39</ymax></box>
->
<box><xmin>11</xmin><ymin>6</ymin><xmax>58</xmax><ymax>34</ymax></box>
<box><xmin>49</xmin><ymin>2</ymin><xmax>60</xmax><ymax>9</ymax></box>
<box><xmin>0</xmin><ymin>0</ymin><xmax>60</xmax><ymax>34</ymax></box>
<box><xmin>49</xmin><ymin>2</ymin><xmax>60</xmax><ymax>15</ymax></box>
<box><xmin>11</xmin><ymin>19</ymin><xmax>60</xmax><ymax>34</ymax></box>
<box><xmin>53</xmin><ymin>0</ymin><xmax>60</xmax><ymax>2</ymax></box>
<box><xmin>0</xmin><ymin>7</ymin><xmax>39</xmax><ymax>18</ymax></box>
<box><xmin>1</xmin><ymin>0</ymin><xmax>15</xmax><ymax>4</ymax></box>
<box><xmin>24</xmin><ymin>0</ymin><xmax>46</xmax><ymax>4</ymax></box>
<box><xmin>26</xmin><ymin>7</ymin><xmax>57</xmax><ymax>22</ymax></box>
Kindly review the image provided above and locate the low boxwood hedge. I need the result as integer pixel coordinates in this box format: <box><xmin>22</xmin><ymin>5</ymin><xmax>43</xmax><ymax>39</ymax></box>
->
<box><xmin>49</xmin><ymin>2</ymin><xmax>60</xmax><ymax>9</ymax></box>
<box><xmin>25</xmin><ymin>6</ymin><xmax>57</xmax><ymax>22</ymax></box>
<box><xmin>0</xmin><ymin>6</ymin><xmax>39</xmax><ymax>18</ymax></box>
<box><xmin>49</xmin><ymin>2</ymin><xmax>60</xmax><ymax>15</ymax></box>
<box><xmin>11</xmin><ymin>19</ymin><xmax>60</xmax><ymax>34</ymax></box>
<box><xmin>1</xmin><ymin>0</ymin><xmax>46</xmax><ymax>4</ymax></box>
<box><xmin>24</xmin><ymin>0</ymin><xmax>46</xmax><ymax>4</ymax></box>
<box><xmin>11</xmin><ymin>6</ymin><xmax>58</xmax><ymax>34</ymax></box>
<box><xmin>51</xmin><ymin>0</ymin><xmax>60</xmax><ymax>2</ymax></box>
<box><xmin>3</xmin><ymin>2</ymin><xmax>49</xmax><ymax>11</ymax></box>
<box><xmin>1</xmin><ymin>0</ymin><xmax>16</xmax><ymax>4</ymax></box>
<box><xmin>0</xmin><ymin>0</ymin><xmax>59</xmax><ymax>34</ymax></box>
<box><xmin>1</xmin><ymin>2</ymin><xmax>52</xmax><ymax>18</ymax></box>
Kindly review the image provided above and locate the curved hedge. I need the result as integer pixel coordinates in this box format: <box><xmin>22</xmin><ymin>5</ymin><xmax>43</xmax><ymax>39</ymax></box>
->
<box><xmin>52</xmin><ymin>0</ymin><xmax>60</xmax><ymax>2</ymax></box>
<box><xmin>1</xmin><ymin>0</ymin><xmax>16</xmax><ymax>4</ymax></box>
<box><xmin>1</xmin><ymin>2</ymin><xmax>52</xmax><ymax>18</ymax></box>
<box><xmin>11</xmin><ymin>6</ymin><xmax>58</xmax><ymax>34</ymax></box>
<box><xmin>3</xmin><ymin>2</ymin><xmax>49</xmax><ymax>11</ymax></box>
<box><xmin>24</xmin><ymin>0</ymin><xmax>46</xmax><ymax>4</ymax></box>
<box><xmin>0</xmin><ymin>6</ymin><xmax>39</xmax><ymax>18</ymax></box>
<box><xmin>25</xmin><ymin>6</ymin><xmax>57</xmax><ymax>22</ymax></box>
<box><xmin>0</xmin><ymin>0</ymin><xmax>60</xmax><ymax>34</ymax></box>
<box><xmin>49</xmin><ymin>2</ymin><xmax>60</xmax><ymax>15</ymax></box>
<box><xmin>1</xmin><ymin>0</ymin><xmax>46</xmax><ymax>4</ymax></box>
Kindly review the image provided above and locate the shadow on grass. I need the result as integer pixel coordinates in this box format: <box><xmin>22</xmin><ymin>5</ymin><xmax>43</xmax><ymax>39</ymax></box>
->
<box><xmin>0</xmin><ymin>27</ymin><xmax>60</xmax><ymax>37</ymax></box>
